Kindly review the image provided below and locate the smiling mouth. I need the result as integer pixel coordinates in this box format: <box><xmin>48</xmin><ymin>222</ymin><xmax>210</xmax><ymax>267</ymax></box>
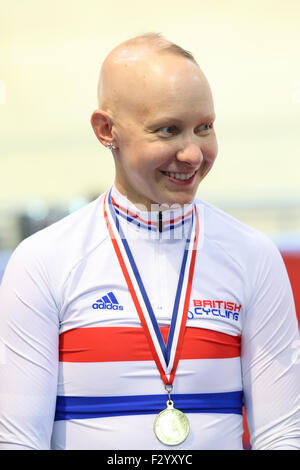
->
<box><xmin>161</xmin><ymin>170</ymin><xmax>197</xmax><ymax>181</ymax></box>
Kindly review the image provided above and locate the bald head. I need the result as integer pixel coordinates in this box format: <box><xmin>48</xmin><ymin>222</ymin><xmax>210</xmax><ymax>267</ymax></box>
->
<box><xmin>91</xmin><ymin>34</ymin><xmax>217</xmax><ymax>209</ymax></box>
<box><xmin>97</xmin><ymin>34</ymin><xmax>207</xmax><ymax>119</ymax></box>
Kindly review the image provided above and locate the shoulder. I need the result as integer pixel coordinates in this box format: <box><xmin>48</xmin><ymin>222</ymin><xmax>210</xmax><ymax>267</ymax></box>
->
<box><xmin>23</xmin><ymin>192</ymin><xmax>105</xmax><ymax>244</ymax></box>
<box><xmin>194</xmin><ymin>199</ymin><xmax>290</xmax><ymax>315</ymax></box>
<box><xmin>7</xmin><ymin>193</ymin><xmax>108</xmax><ymax>282</ymax></box>
<box><xmin>194</xmin><ymin>198</ymin><xmax>281</xmax><ymax>269</ymax></box>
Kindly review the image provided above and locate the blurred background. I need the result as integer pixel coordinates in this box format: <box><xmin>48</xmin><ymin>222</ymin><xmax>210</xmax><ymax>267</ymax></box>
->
<box><xmin>1</xmin><ymin>0</ymin><xmax>300</xmax><ymax>449</ymax></box>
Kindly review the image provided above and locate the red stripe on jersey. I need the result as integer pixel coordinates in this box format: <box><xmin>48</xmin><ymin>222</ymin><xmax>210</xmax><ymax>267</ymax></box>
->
<box><xmin>111</xmin><ymin>196</ymin><xmax>157</xmax><ymax>226</ymax></box>
<box><xmin>164</xmin><ymin>209</ymin><xmax>193</xmax><ymax>226</ymax></box>
<box><xmin>111</xmin><ymin>197</ymin><xmax>193</xmax><ymax>228</ymax></box>
<box><xmin>59</xmin><ymin>327</ymin><xmax>241</xmax><ymax>363</ymax></box>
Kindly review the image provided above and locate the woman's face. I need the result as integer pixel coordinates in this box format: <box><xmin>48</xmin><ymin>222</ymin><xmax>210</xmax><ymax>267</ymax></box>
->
<box><xmin>112</xmin><ymin>56</ymin><xmax>218</xmax><ymax>210</ymax></box>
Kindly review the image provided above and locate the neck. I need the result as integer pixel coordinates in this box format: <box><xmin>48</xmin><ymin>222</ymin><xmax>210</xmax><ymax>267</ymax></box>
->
<box><xmin>113</xmin><ymin>183</ymin><xmax>194</xmax><ymax>213</ymax></box>
<box><xmin>110</xmin><ymin>185</ymin><xmax>194</xmax><ymax>237</ymax></box>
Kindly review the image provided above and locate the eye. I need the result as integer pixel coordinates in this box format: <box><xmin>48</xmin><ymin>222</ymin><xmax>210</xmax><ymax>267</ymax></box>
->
<box><xmin>156</xmin><ymin>126</ymin><xmax>179</xmax><ymax>137</ymax></box>
<box><xmin>195</xmin><ymin>123</ymin><xmax>213</xmax><ymax>134</ymax></box>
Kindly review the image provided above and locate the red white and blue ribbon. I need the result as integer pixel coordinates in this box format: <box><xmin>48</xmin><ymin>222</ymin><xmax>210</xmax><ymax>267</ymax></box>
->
<box><xmin>103</xmin><ymin>189</ymin><xmax>200</xmax><ymax>385</ymax></box>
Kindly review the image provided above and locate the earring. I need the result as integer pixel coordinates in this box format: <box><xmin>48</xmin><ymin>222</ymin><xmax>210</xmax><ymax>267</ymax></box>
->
<box><xmin>106</xmin><ymin>142</ymin><xmax>117</xmax><ymax>150</ymax></box>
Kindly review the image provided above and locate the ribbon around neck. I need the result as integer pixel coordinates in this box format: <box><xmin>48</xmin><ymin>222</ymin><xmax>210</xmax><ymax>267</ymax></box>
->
<box><xmin>103</xmin><ymin>189</ymin><xmax>200</xmax><ymax>385</ymax></box>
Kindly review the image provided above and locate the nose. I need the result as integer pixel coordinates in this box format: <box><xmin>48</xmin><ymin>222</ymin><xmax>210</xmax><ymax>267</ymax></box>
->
<box><xmin>175</xmin><ymin>142</ymin><xmax>203</xmax><ymax>166</ymax></box>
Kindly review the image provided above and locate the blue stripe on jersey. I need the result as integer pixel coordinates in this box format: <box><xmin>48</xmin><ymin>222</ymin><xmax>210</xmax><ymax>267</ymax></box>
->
<box><xmin>115</xmin><ymin>205</ymin><xmax>191</xmax><ymax>234</ymax></box>
<box><xmin>54</xmin><ymin>391</ymin><xmax>243</xmax><ymax>421</ymax></box>
<box><xmin>115</xmin><ymin>207</ymin><xmax>155</xmax><ymax>231</ymax></box>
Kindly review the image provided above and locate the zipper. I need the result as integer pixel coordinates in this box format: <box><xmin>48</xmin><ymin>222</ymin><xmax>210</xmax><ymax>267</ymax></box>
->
<box><xmin>158</xmin><ymin>211</ymin><xmax>163</xmax><ymax>233</ymax></box>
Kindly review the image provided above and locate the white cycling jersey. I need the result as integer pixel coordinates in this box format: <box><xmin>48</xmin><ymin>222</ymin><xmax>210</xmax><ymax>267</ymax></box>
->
<box><xmin>0</xmin><ymin>186</ymin><xmax>299</xmax><ymax>450</ymax></box>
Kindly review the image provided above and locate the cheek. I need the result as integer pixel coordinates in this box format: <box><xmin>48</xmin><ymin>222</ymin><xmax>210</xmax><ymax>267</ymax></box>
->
<box><xmin>198</xmin><ymin>139</ymin><xmax>218</xmax><ymax>178</ymax></box>
<box><xmin>150</xmin><ymin>142</ymin><xmax>178</xmax><ymax>165</ymax></box>
<box><xmin>137</xmin><ymin>143</ymin><xmax>176</xmax><ymax>172</ymax></box>
<box><xmin>203</xmin><ymin>137</ymin><xmax>218</xmax><ymax>163</ymax></box>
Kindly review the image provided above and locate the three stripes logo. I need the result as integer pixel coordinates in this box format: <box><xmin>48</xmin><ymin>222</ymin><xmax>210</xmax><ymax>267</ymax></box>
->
<box><xmin>92</xmin><ymin>291</ymin><xmax>124</xmax><ymax>310</ymax></box>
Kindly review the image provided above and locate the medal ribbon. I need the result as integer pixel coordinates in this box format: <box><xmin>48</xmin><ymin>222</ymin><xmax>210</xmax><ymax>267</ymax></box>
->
<box><xmin>103</xmin><ymin>189</ymin><xmax>199</xmax><ymax>386</ymax></box>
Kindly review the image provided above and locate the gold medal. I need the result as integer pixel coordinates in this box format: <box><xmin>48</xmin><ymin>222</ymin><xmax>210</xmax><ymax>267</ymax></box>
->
<box><xmin>154</xmin><ymin>399</ymin><xmax>190</xmax><ymax>446</ymax></box>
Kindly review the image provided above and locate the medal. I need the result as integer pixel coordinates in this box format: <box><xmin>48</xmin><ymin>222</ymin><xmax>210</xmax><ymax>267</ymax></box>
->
<box><xmin>154</xmin><ymin>402</ymin><xmax>190</xmax><ymax>446</ymax></box>
<box><xmin>104</xmin><ymin>190</ymin><xmax>199</xmax><ymax>444</ymax></box>
<box><xmin>154</xmin><ymin>384</ymin><xmax>190</xmax><ymax>446</ymax></box>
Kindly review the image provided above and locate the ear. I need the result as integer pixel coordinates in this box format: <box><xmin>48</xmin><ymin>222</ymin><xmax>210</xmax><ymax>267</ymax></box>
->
<box><xmin>90</xmin><ymin>110</ymin><xmax>115</xmax><ymax>147</ymax></box>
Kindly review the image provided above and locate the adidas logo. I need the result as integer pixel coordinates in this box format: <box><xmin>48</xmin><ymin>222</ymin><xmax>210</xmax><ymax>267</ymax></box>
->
<box><xmin>92</xmin><ymin>291</ymin><xmax>124</xmax><ymax>310</ymax></box>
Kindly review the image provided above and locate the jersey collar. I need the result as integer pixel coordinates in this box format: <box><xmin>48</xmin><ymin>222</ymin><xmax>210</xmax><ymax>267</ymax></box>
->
<box><xmin>110</xmin><ymin>185</ymin><xmax>194</xmax><ymax>236</ymax></box>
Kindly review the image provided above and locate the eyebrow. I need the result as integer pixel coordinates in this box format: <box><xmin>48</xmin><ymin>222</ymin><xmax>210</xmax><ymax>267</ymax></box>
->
<box><xmin>145</xmin><ymin>114</ymin><xmax>216</xmax><ymax>130</ymax></box>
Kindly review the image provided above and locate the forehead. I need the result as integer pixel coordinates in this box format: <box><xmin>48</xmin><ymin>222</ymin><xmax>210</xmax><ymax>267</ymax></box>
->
<box><xmin>147</xmin><ymin>72</ymin><xmax>212</xmax><ymax>118</ymax></box>
<box><xmin>112</xmin><ymin>54</ymin><xmax>214</xmax><ymax>123</ymax></box>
